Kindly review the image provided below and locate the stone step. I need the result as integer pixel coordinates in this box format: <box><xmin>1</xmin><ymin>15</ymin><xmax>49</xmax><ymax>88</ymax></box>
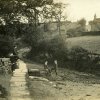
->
<box><xmin>10</xmin><ymin>93</ymin><xmax>30</xmax><ymax>97</ymax></box>
<box><xmin>10</xmin><ymin>90</ymin><xmax>30</xmax><ymax>95</ymax></box>
<box><xmin>13</xmin><ymin>75</ymin><xmax>26</xmax><ymax>77</ymax></box>
<box><xmin>13</xmin><ymin>74</ymin><xmax>26</xmax><ymax>76</ymax></box>
<box><xmin>9</xmin><ymin>96</ymin><xmax>32</xmax><ymax>100</ymax></box>
<box><xmin>22</xmin><ymin>69</ymin><xmax>28</xmax><ymax>72</ymax></box>
<box><xmin>10</xmin><ymin>92</ymin><xmax>30</xmax><ymax>97</ymax></box>
<box><xmin>10</xmin><ymin>86</ymin><xmax>28</xmax><ymax>90</ymax></box>
<box><xmin>13</xmin><ymin>72</ymin><xmax>26</xmax><ymax>74</ymax></box>
<box><xmin>13</xmin><ymin>74</ymin><xmax>26</xmax><ymax>75</ymax></box>
<box><xmin>11</xmin><ymin>77</ymin><xmax>26</xmax><ymax>79</ymax></box>
<box><xmin>12</xmin><ymin>75</ymin><xmax>26</xmax><ymax>77</ymax></box>
<box><xmin>11</xmin><ymin>76</ymin><xmax>26</xmax><ymax>79</ymax></box>
<box><xmin>10</xmin><ymin>88</ymin><xmax>28</xmax><ymax>91</ymax></box>
<box><xmin>13</xmin><ymin>71</ymin><xmax>22</xmax><ymax>73</ymax></box>
<box><xmin>10</xmin><ymin>78</ymin><xmax>26</xmax><ymax>82</ymax></box>
<box><xmin>14</xmin><ymin>69</ymin><xmax>27</xmax><ymax>73</ymax></box>
<box><xmin>9</xmin><ymin>60</ymin><xmax>32</xmax><ymax>100</ymax></box>
<box><xmin>10</xmin><ymin>82</ymin><xmax>27</xmax><ymax>84</ymax></box>
<box><xmin>10</xmin><ymin>82</ymin><xmax>27</xmax><ymax>87</ymax></box>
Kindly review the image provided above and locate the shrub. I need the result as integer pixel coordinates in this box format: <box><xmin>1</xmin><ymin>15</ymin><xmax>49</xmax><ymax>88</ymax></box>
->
<box><xmin>67</xmin><ymin>46</ymin><xmax>92</xmax><ymax>72</ymax></box>
<box><xmin>28</xmin><ymin>34</ymin><xmax>68</xmax><ymax>64</ymax></box>
<box><xmin>47</xmin><ymin>36</ymin><xmax>68</xmax><ymax>66</ymax></box>
<box><xmin>0</xmin><ymin>35</ymin><xmax>13</xmax><ymax>57</ymax></box>
<box><xmin>0</xmin><ymin>85</ymin><xmax>8</xmax><ymax>98</ymax></box>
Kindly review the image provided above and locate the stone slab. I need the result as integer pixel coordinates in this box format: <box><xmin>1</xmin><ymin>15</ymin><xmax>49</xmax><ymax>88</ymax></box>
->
<box><xmin>10</xmin><ymin>77</ymin><xmax>26</xmax><ymax>81</ymax></box>
<box><xmin>10</xmin><ymin>82</ymin><xmax>27</xmax><ymax>87</ymax></box>
<box><xmin>10</xmin><ymin>80</ymin><xmax>26</xmax><ymax>82</ymax></box>
<box><xmin>10</xmin><ymin>86</ymin><xmax>28</xmax><ymax>90</ymax></box>
<box><xmin>10</xmin><ymin>90</ymin><xmax>30</xmax><ymax>95</ymax></box>
<box><xmin>14</xmin><ymin>72</ymin><xmax>27</xmax><ymax>74</ymax></box>
<box><xmin>9</xmin><ymin>60</ymin><xmax>32</xmax><ymax>100</ymax></box>
<box><xmin>13</xmin><ymin>75</ymin><xmax>26</xmax><ymax>77</ymax></box>
<box><xmin>10</xmin><ymin>88</ymin><xmax>28</xmax><ymax>91</ymax></box>
<box><xmin>14</xmin><ymin>69</ymin><xmax>27</xmax><ymax>73</ymax></box>
<box><xmin>9</xmin><ymin>97</ymin><xmax>32</xmax><ymax>100</ymax></box>
<box><xmin>11</xmin><ymin>76</ymin><xmax>26</xmax><ymax>79</ymax></box>
<box><xmin>11</xmin><ymin>81</ymin><xmax>27</xmax><ymax>84</ymax></box>
<box><xmin>10</xmin><ymin>92</ymin><xmax>30</xmax><ymax>97</ymax></box>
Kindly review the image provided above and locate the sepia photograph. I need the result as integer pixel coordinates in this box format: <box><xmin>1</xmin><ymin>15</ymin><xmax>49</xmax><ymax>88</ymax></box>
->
<box><xmin>0</xmin><ymin>0</ymin><xmax>100</xmax><ymax>100</ymax></box>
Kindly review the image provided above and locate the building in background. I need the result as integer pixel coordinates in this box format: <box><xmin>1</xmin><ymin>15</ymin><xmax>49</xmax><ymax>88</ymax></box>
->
<box><xmin>89</xmin><ymin>14</ymin><xmax>100</xmax><ymax>31</ymax></box>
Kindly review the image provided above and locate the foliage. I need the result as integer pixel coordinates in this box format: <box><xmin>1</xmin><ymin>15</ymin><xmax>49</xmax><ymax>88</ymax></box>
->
<box><xmin>27</xmin><ymin>34</ymin><xmax>68</xmax><ymax>65</ymax></box>
<box><xmin>0</xmin><ymin>35</ymin><xmax>13</xmax><ymax>57</ymax></box>
<box><xmin>41</xmin><ymin>2</ymin><xmax>67</xmax><ymax>22</ymax></box>
<box><xmin>66</xmin><ymin>46</ymin><xmax>100</xmax><ymax>73</ymax></box>
<box><xmin>0</xmin><ymin>85</ymin><xmax>8</xmax><ymax>98</ymax></box>
<box><xmin>66</xmin><ymin>18</ymin><xmax>86</xmax><ymax>37</ymax></box>
<box><xmin>0</xmin><ymin>0</ymin><xmax>67</xmax><ymax>54</ymax></box>
<box><xmin>78</xmin><ymin>18</ymin><xmax>86</xmax><ymax>27</ymax></box>
<box><xmin>0</xmin><ymin>0</ymin><xmax>54</xmax><ymax>56</ymax></box>
<box><xmin>67</xmin><ymin>29</ymin><xmax>83</xmax><ymax>37</ymax></box>
<box><xmin>0</xmin><ymin>0</ymin><xmax>53</xmax><ymax>36</ymax></box>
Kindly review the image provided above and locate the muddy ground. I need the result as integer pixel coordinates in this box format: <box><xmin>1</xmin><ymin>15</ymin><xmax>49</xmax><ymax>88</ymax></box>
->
<box><xmin>26</xmin><ymin>62</ymin><xmax>100</xmax><ymax>100</ymax></box>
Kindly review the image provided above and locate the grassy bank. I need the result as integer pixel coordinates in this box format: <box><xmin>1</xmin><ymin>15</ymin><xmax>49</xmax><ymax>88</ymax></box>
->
<box><xmin>0</xmin><ymin>74</ymin><xmax>11</xmax><ymax>100</ymax></box>
<box><xmin>66</xmin><ymin>36</ymin><xmax>100</xmax><ymax>54</ymax></box>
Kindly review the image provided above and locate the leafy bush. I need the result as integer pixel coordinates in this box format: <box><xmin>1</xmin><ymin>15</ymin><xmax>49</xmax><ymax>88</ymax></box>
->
<box><xmin>28</xmin><ymin>34</ymin><xmax>68</xmax><ymax>64</ymax></box>
<box><xmin>67</xmin><ymin>46</ymin><xmax>93</xmax><ymax>72</ymax></box>
<box><xmin>0</xmin><ymin>35</ymin><xmax>13</xmax><ymax>57</ymax></box>
<box><xmin>46</xmin><ymin>36</ymin><xmax>68</xmax><ymax>66</ymax></box>
<box><xmin>0</xmin><ymin>85</ymin><xmax>8</xmax><ymax>98</ymax></box>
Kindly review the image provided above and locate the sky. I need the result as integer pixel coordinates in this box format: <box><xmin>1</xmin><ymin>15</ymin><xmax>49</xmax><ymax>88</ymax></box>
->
<box><xmin>54</xmin><ymin>0</ymin><xmax>100</xmax><ymax>22</ymax></box>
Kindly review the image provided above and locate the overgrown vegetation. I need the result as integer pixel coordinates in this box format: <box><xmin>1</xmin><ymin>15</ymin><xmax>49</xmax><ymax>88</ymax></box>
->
<box><xmin>64</xmin><ymin>46</ymin><xmax>100</xmax><ymax>74</ymax></box>
<box><xmin>0</xmin><ymin>0</ymin><xmax>66</xmax><ymax>56</ymax></box>
<box><xmin>67</xmin><ymin>47</ymin><xmax>91</xmax><ymax>71</ymax></box>
<box><xmin>67</xmin><ymin>18</ymin><xmax>86</xmax><ymax>37</ymax></box>
<box><xmin>26</xmin><ymin>35</ymin><xmax>100</xmax><ymax>74</ymax></box>
<box><xmin>28</xmin><ymin>35</ymin><xmax>67</xmax><ymax>64</ymax></box>
<box><xmin>0</xmin><ymin>35</ymin><xmax>14</xmax><ymax>57</ymax></box>
<box><xmin>0</xmin><ymin>85</ymin><xmax>8</xmax><ymax>98</ymax></box>
<box><xmin>0</xmin><ymin>0</ymin><xmax>99</xmax><ymax>74</ymax></box>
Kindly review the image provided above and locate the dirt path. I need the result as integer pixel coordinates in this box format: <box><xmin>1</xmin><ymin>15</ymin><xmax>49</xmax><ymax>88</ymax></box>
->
<box><xmin>8</xmin><ymin>60</ymin><xmax>32</xmax><ymax>100</ymax></box>
<box><xmin>26</xmin><ymin>62</ymin><xmax>100</xmax><ymax>100</ymax></box>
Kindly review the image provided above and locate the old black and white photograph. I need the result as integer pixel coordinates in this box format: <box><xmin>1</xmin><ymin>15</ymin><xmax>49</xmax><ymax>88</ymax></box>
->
<box><xmin>0</xmin><ymin>0</ymin><xmax>100</xmax><ymax>100</ymax></box>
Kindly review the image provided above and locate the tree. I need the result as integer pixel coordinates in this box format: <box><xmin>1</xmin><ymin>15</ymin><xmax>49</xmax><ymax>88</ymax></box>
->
<box><xmin>0</xmin><ymin>0</ymin><xmax>53</xmax><ymax>36</ymax></box>
<box><xmin>0</xmin><ymin>0</ymin><xmax>67</xmax><ymax>37</ymax></box>
<box><xmin>78</xmin><ymin>18</ymin><xmax>86</xmax><ymax>27</ymax></box>
<box><xmin>0</xmin><ymin>0</ymin><xmax>53</xmax><ymax>56</ymax></box>
<box><xmin>39</xmin><ymin>2</ymin><xmax>67</xmax><ymax>47</ymax></box>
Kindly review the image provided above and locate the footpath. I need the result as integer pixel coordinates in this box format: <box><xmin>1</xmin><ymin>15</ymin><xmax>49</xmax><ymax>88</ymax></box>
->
<box><xmin>8</xmin><ymin>60</ymin><xmax>32</xmax><ymax>100</ymax></box>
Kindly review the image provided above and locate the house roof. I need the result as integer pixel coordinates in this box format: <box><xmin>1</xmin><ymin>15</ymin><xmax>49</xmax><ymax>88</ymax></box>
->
<box><xmin>94</xmin><ymin>18</ymin><xmax>100</xmax><ymax>22</ymax></box>
<box><xmin>89</xmin><ymin>18</ymin><xmax>100</xmax><ymax>24</ymax></box>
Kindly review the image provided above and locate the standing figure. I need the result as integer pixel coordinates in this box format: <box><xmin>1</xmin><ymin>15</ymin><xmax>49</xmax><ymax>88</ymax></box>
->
<box><xmin>44</xmin><ymin>60</ymin><xmax>50</xmax><ymax>75</ymax></box>
<box><xmin>54</xmin><ymin>60</ymin><xmax>58</xmax><ymax>75</ymax></box>
<box><xmin>10</xmin><ymin>53</ymin><xmax>18</xmax><ymax>72</ymax></box>
<box><xmin>44</xmin><ymin>60</ymin><xmax>48</xmax><ymax>70</ymax></box>
<box><xmin>13</xmin><ymin>45</ymin><xmax>18</xmax><ymax>56</ymax></box>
